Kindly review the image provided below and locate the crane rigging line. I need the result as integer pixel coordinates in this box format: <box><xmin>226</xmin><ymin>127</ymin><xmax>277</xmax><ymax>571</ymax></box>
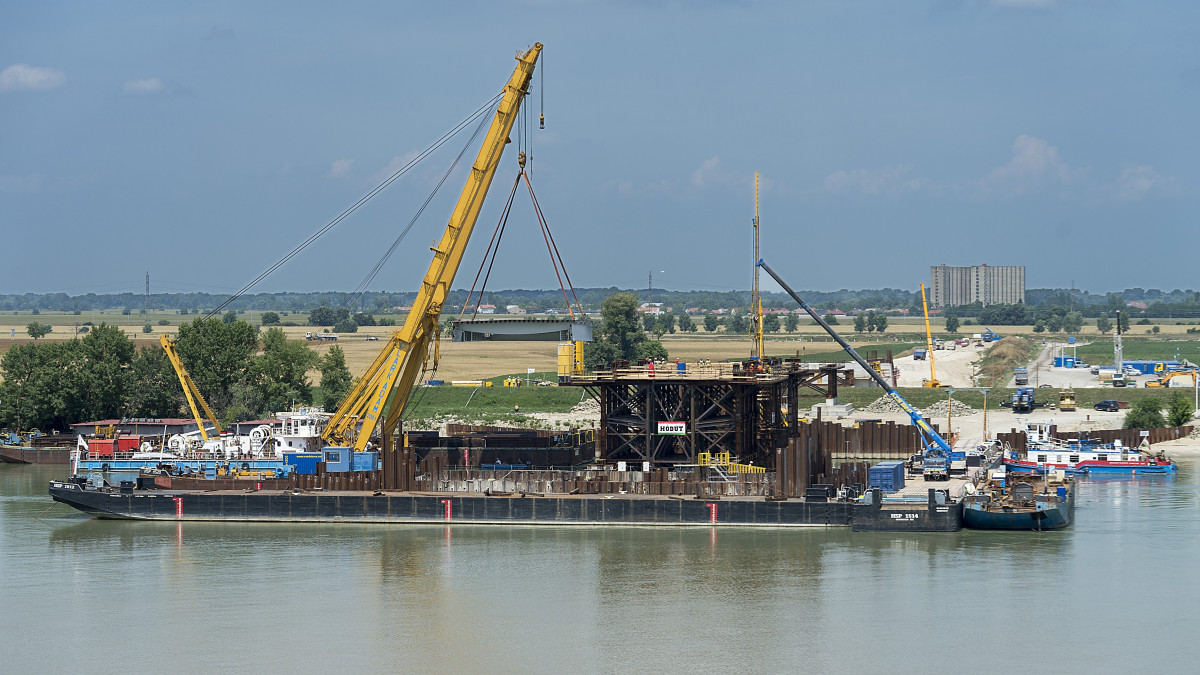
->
<box><xmin>201</xmin><ymin>91</ymin><xmax>504</xmax><ymax>321</ymax></box>
<box><xmin>460</xmin><ymin>167</ymin><xmax>583</xmax><ymax>321</ymax></box>
<box><xmin>344</xmin><ymin>106</ymin><xmax>492</xmax><ymax>311</ymax></box>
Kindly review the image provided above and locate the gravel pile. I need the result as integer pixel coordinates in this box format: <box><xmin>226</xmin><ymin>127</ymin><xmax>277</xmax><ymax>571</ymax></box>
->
<box><xmin>921</xmin><ymin>399</ymin><xmax>978</xmax><ymax>418</ymax></box>
<box><xmin>862</xmin><ymin>396</ymin><xmax>906</xmax><ymax>414</ymax></box>
<box><xmin>569</xmin><ymin>397</ymin><xmax>602</xmax><ymax>416</ymax></box>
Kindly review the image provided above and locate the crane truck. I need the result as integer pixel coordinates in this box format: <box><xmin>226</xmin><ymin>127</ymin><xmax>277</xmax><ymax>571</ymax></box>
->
<box><xmin>318</xmin><ymin>43</ymin><xmax>544</xmax><ymax>455</ymax></box>
<box><xmin>758</xmin><ymin>260</ymin><xmax>953</xmax><ymax>480</ymax></box>
<box><xmin>918</xmin><ymin>283</ymin><xmax>943</xmax><ymax>388</ymax></box>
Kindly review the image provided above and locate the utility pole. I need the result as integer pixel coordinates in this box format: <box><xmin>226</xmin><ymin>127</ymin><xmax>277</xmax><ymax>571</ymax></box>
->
<box><xmin>145</xmin><ymin>271</ymin><xmax>150</xmax><ymax>315</ymax></box>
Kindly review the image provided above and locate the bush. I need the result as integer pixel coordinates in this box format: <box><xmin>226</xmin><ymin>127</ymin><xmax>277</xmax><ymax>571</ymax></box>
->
<box><xmin>121</xmin><ymin>309</ymin><xmax>132</xmax><ymax>315</ymax></box>
<box><xmin>332</xmin><ymin>319</ymin><xmax>358</xmax><ymax>333</ymax></box>
<box><xmin>1167</xmin><ymin>392</ymin><xmax>1194</xmax><ymax>427</ymax></box>
<box><xmin>158</xmin><ymin>319</ymin><xmax>170</xmax><ymax>326</ymax></box>
<box><xmin>142</xmin><ymin>323</ymin><xmax>153</xmax><ymax>334</ymax></box>
<box><xmin>1123</xmin><ymin>398</ymin><xmax>1166</xmax><ymax>429</ymax></box>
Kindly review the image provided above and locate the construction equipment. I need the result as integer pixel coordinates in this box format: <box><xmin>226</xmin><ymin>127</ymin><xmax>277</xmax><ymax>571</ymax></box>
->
<box><xmin>159</xmin><ymin>333</ymin><xmax>224</xmax><ymax>441</ymax></box>
<box><xmin>1014</xmin><ymin>367</ymin><xmax>1029</xmax><ymax>386</ymax></box>
<box><xmin>749</xmin><ymin>172</ymin><xmax>765</xmax><ymax>362</ymax></box>
<box><xmin>758</xmin><ymin>260</ymin><xmax>953</xmax><ymax>480</ymax></box>
<box><xmin>1058</xmin><ymin>389</ymin><xmax>1077</xmax><ymax>411</ymax></box>
<box><xmin>320</xmin><ymin>43</ymin><xmax>543</xmax><ymax>453</ymax></box>
<box><xmin>982</xmin><ymin>327</ymin><xmax>1002</xmax><ymax>342</ymax></box>
<box><xmin>919</xmin><ymin>283</ymin><xmax>942</xmax><ymax>387</ymax></box>
<box><xmin>1145</xmin><ymin>370</ymin><xmax>1197</xmax><ymax>388</ymax></box>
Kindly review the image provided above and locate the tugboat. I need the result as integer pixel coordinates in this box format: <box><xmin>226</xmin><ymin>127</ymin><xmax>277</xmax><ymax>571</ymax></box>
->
<box><xmin>1003</xmin><ymin>423</ymin><xmax>1177</xmax><ymax>475</ymax></box>
<box><xmin>962</xmin><ymin>464</ymin><xmax>1074</xmax><ymax>530</ymax></box>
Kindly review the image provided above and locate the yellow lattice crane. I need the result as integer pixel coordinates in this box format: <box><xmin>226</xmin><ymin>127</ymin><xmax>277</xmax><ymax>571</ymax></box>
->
<box><xmin>160</xmin><ymin>333</ymin><xmax>224</xmax><ymax>440</ymax></box>
<box><xmin>321</xmin><ymin>43</ymin><xmax>543</xmax><ymax>452</ymax></box>
<box><xmin>920</xmin><ymin>283</ymin><xmax>943</xmax><ymax>388</ymax></box>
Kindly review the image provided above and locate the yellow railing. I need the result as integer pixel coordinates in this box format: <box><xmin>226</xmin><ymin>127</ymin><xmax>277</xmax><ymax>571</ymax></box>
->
<box><xmin>697</xmin><ymin>451</ymin><xmax>766</xmax><ymax>474</ymax></box>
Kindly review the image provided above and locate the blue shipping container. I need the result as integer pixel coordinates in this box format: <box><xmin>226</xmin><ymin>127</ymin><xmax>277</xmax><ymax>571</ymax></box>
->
<box><xmin>868</xmin><ymin>461</ymin><xmax>906</xmax><ymax>492</ymax></box>
<box><xmin>285</xmin><ymin>452</ymin><xmax>323</xmax><ymax>475</ymax></box>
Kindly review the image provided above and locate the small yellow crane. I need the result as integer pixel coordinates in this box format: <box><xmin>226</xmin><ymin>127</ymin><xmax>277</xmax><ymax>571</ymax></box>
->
<box><xmin>160</xmin><ymin>333</ymin><xmax>224</xmax><ymax>440</ymax></box>
<box><xmin>920</xmin><ymin>283</ymin><xmax>943</xmax><ymax>388</ymax></box>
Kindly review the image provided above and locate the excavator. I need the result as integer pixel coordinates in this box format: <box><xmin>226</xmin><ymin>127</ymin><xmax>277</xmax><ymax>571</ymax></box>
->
<box><xmin>919</xmin><ymin>283</ymin><xmax>945</xmax><ymax>388</ymax></box>
<box><xmin>320</xmin><ymin>43</ymin><xmax>543</xmax><ymax>454</ymax></box>
<box><xmin>1145</xmin><ymin>370</ymin><xmax>1198</xmax><ymax>388</ymax></box>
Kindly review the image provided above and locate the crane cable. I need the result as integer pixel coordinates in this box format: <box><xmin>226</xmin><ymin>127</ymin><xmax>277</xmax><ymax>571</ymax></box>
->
<box><xmin>460</xmin><ymin>172</ymin><xmax>523</xmax><ymax>321</ymax></box>
<box><xmin>343</xmin><ymin>106</ymin><xmax>492</xmax><ymax>312</ymax></box>
<box><xmin>460</xmin><ymin>167</ymin><xmax>583</xmax><ymax>321</ymax></box>
<box><xmin>201</xmin><ymin>91</ymin><xmax>504</xmax><ymax>320</ymax></box>
<box><xmin>522</xmin><ymin>171</ymin><xmax>583</xmax><ymax>319</ymax></box>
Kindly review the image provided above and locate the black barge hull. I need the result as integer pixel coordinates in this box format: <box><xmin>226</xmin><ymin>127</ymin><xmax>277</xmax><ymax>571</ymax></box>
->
<box><xmin>49</xmin><ymin>482</ymin><xmax>963</xmax><ymax>531</ymax></box>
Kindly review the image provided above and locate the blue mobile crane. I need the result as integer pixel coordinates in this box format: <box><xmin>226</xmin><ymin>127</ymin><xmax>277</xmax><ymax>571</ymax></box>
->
<box><xmin>757</xmin><ymin>260</ymin><xmax>953</xmax><ymax>480</ymax></box>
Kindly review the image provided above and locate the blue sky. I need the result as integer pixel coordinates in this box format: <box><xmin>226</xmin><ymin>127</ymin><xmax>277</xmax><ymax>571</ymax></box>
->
<box><xmin>2</xmin><ymin>1</ymin><xmax>1195</xmax><ymax>297</ymax></box>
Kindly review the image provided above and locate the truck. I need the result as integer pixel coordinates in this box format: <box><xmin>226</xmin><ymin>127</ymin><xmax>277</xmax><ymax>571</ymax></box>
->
<box><xmin>1111</xmin><ymin>371</ymin><xmax>1127</xmax><ymax>387</ymax></box>
<box><xmin>913</xmin><ymin>348</ymin><xmax>927</xmax><ymax>361</ymax></box>
<box><xmin>758</xmin><ymin>261</ymin><xmax>953</xmax><ymax>481</ymax></box>
<box><xmin>305</xmin><ymin>332</ymin><xmax>339</xmax><ymax>342</ymax></box>
<box><xmin>1001</xmin><ymin>387</ymin><xmax>1040</xmax><ymax>413</ymax></box>
<box><xmin>982</xmin><ymin>327</ymin><xmax>1002</xmax><ymax>343</ymax></box>
<box><xmin>1014</xmin><ymin>367</ymin><xmax>1029</xmax><ymax>386</ymax></box>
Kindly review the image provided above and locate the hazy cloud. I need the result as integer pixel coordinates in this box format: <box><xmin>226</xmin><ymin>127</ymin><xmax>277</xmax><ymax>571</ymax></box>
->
<box><xmin>990</xmin><ymin>0</ymin><xmax>1058</xmax><ymax>8</ymax></box>
<box><xmin>980</xmin><ymin>134</ymin><xmax>1078</xmax><ymax>195</ymax></box>
<box><xmin>0</xmin><ymin>64</ymin><xmax>66</xmax><ymax>92</ymax></box>
<box><xmin>689</xmin><ymin>156</ymin><xmax>725</xmax><ymax>187</ymax></box>
<box><xmin>1116</xmin><ymin>165</ymin><xmax>1172</xmax><ymax>201</ymax></box>
<box><xmin>122</xmin><ymin>78</ymin><xmax>164</xmax><ymax>95</ymax></box>
<box><xmin>329</xmin><ymin>159</ymin><xmax>354</xmax><ymax>178</ymax></box>
<box><xmin>368</xmin><ymin>151</ymin><xmax>420</xmax><ymax>184</ymax></box>
<box><xmin>823</xmin><ymin>165</ymin><xmax>930</xmax><ymax>195</ymax></box>
<box><xmin>0</xmin><ymin>173</ymin><xmax>45</xmax><ymax>193</ymax></box>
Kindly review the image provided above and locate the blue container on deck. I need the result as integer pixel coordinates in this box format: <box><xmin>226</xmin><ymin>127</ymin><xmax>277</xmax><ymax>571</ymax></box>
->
<box><xmin>352</xmin><ymin>451</ymin><xmax>379</xmax><ymax>472</ymax></box>
<box><xmin>285</xmin><ymin>452</ymin><xmax>323</xmax><ymax>475</ymax></box>
<box><xmin>322</xmin><ymin>447</ymin><xmax>351</xmax><ymax>472</ymax></box>
<box><xmin>868</xmin><ymin>460</ymin><xmax>906</xmax><ymax>493</ymax></box>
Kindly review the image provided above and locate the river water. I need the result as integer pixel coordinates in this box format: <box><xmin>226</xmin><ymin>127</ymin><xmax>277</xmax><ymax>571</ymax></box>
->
<box><xmin>3</xmin><ymin>461</ymin><xmax>1198</xmax><ymax>673</ymax></box>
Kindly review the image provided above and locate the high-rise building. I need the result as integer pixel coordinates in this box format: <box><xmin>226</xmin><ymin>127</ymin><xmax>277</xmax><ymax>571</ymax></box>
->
<box><xmin>929</xmin><ymin>264</ymin><xmax>1024</xmax><ymax>308</ymax></box>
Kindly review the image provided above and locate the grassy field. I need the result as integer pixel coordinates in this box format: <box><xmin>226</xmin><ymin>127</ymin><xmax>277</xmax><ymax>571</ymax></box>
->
<box><xmin>1072</xmin><ymin>336</ymin><xmax>1200</xmax><ymax>366</ymax></box>
<box><xmin>835</xmin><ymin>385</ymin><xmax>1194</xmax><ymax>414</ymax></box>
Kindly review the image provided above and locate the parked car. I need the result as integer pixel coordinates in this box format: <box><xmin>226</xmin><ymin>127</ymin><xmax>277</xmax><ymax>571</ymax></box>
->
<box><xmin>1074</xmin><ymin>361</ymin><xmax>1089</xmax><ymax>369</ymax></box>
<box><xmin>365</xmin><ymin>336</ymin><xmax>380</xmax><ymax>341</ymax></box>
<box><xmin>1094</xmin><ymin>400</ymin><xmax>1120</xmax><ymax>412</ymax></box>
<box><xmin>1039</xmin><ymin>384</ymin><xmax>1052</xmax><ymax>388</ymax></box>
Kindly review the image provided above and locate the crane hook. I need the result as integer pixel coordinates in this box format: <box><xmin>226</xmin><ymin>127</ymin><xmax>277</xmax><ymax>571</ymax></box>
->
<box><xmin>539</xmin><ymin>113</ymin><xmax>544</xmax><ymax>129</ymax></box>
<box><xmin>518</xmin><ymin>151</ymin><xmax>526</xmax><ymax>168</ymax></box>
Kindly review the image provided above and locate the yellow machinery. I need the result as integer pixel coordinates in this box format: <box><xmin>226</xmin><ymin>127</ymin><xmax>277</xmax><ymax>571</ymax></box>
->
<box><xmin>321</xmin><ymin>43</ymin><xmax>543</xmax><ymax>453</ymax></box>
<box><xmin>557</xmin><ymin>341</ymin><xmax>585</xmax><ymax>380</ymax></box>
<box><xmin>1146</xmin><ymin>370</ymin><xmax>1197</xmax><ymax>388</ymax></box>
<box><xmin>919</xmin><ymin>283</ymin><xmax>942</xmax><ymax>388</ymax></box>
<box><xmin>1058</xmin><ymin>389</ymin><xmax>1077</xmax><ymax>411</ymax></box>
<box><xmin>160</xmin><ymin>333</ymin><xmax>224</xmax><ymax>440</ymax></box>
<box><xmin>749</xmin><ymin>172</ymin><xmax>765</xmax><ymax>361</ymax></box>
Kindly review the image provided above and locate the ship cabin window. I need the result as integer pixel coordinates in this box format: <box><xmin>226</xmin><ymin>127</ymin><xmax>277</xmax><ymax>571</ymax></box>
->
<box><xmin>1037</xmin><ymin>455</ymin><xmax>1047</xmax><ymax>463</ymax></box>
<box><xmin>1069</xmin><ymin>455</ymin><xmax>1080</xmax><ymax>463</ymax></box>
<box><xmin>1098</xmin><ymin>455</ymin><xmax>1107</xmax><ymax>462</ymax></box>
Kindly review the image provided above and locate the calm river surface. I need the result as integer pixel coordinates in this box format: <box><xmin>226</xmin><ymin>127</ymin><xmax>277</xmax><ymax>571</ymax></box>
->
<box><xmin>3</xmin><ymin>461</ymin><xmax>1199</xmax><ymax>673</ymax></box>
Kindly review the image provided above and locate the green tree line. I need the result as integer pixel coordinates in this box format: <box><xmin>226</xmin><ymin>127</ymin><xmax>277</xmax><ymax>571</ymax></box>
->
<box><xmin>0</xmin><ymin>319</ymin><xmax>353</xmax><ymax>432</ymax></box>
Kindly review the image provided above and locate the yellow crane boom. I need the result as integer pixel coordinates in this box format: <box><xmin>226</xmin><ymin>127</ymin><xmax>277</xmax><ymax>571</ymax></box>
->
<box><xmin>920</xmin><ymin>283</ymin><xmax>941</xmax><ymax>388</ymax></box>
<box><xmin>160</xmin><ymin>333</ymin><xmax>224</xmax><ymax>440</ymax></box>
<box><xmin>321</xmin><ymin>43</ymin><xmax>543</xmax><ymax>452</ymax></box>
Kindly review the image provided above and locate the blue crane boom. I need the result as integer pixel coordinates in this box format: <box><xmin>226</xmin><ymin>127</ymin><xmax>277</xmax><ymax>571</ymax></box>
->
<box><xmin>756</xmin><ymin>260</ymin><xmax>953</xmax><ymax>477</ymax></box>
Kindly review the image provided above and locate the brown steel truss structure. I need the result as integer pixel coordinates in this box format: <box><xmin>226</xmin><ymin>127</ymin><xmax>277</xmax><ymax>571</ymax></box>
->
<box><xmin>564</xmin><ymin>363</ymin><xmax>851</xmax><ymax>467</ymax></box>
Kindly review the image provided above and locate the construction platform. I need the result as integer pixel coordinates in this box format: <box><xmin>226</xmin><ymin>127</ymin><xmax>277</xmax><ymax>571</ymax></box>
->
<box><xmin>560</xmin><ymin>362</ymin><xmax>854</xmax><ymax>467</ymax></box>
